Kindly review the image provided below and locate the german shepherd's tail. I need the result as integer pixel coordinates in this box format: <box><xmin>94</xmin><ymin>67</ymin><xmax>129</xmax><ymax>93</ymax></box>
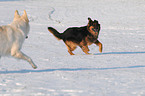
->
<box><xmin>48</xmin><ymin>27</ymin><xmax>63</xmax><ymax>40</ymax></box>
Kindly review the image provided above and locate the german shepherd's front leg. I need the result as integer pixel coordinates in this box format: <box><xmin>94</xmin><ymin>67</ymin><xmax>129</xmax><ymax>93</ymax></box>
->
<box><xmin>11</xmin><ymin>51</ymin><xmax>37</xmax><ymax>69</ymax></box>
<box><xmin>95</xmin><ymin>40</ymin><xmax>103</xmax><ymax>53</ymax></box>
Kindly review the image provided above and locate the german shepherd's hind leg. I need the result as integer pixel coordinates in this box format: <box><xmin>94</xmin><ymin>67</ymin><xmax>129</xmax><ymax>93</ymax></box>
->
<box><xmin>95</xmin><ymin>40</ymin><xmax>103</xmax><ymax>53</ymax></box>
<box><xmin>65</xmin><ymin>41</ymin><xmax>77</xmax><ymax>55</ymax></box>
<box><xmin>11</xmin><ymin>51</ymin><xmax>37</xmax><ymax>69</ymax></box>
<box><xmin>79</xmin><ymin>40</ymin><xmax>90</xmax><ymax>55</ymax></box>
<box><xmin>79</xmin><ymin>45</ymin><xmax>90</xmax><ymax>55</ymax></box>
<box><xmin>66</xmin><ymin>45</ymin><xmax>75</xmax><ymax>55</ymax></box>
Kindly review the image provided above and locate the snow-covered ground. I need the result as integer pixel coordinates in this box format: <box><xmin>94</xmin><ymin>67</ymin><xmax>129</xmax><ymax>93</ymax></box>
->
<box><xmin>0</xmin><ymin>0</ymin><xmax>145</xmax><ymax>96</ymax></box>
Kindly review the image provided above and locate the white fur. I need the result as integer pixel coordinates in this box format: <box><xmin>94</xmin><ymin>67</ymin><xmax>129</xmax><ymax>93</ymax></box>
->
<box><xmin>0</xmin><ymin>10</ymin><xmax>37</xmax><ymax>69</ymax></box>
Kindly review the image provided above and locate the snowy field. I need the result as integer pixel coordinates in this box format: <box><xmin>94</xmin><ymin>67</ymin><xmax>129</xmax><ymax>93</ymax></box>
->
<box><xmin>0</xmin><ymin>0</ymin><xmax>145</xmax><ymax>96</ymax></box>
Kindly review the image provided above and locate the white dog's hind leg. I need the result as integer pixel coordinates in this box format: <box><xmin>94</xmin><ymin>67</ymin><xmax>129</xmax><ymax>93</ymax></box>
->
<box><xmin>11</xmin><ymin>51</ymin><xmax>37</xmax><ymax>69</ymax></box>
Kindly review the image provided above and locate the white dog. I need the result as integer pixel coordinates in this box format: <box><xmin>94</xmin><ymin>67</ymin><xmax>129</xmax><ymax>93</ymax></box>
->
<box><xmin>0</xmin><ymin>10</ymin><xmax>37</xmax><ymax>69</ymax></box>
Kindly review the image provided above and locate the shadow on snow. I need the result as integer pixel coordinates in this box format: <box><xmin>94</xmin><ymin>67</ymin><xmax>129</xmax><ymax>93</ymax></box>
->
<box><xmin>94</xmin><ymin>51</ymin><xmax>145</xmax><ymax>55</ymax></box>
<box><xmin>0</xmin><ymin>51</ymin><xmax>145</xmax><ymax>74</ymax></box>
<box><xmin>0</xmin><ymin>65</ymin><xmax>145</xmax><ymax>74</ymax></box>
<box><xmin>0</xmin><ymin>0</ymin><xmax>21</xmax><ymax>1</ymax></box>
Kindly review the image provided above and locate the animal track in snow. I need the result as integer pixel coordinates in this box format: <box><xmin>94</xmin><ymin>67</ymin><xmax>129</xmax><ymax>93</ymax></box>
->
<box><xmin>48</xmin><ymin>7</ymin><xmax>61</xmax><ymax>24</ymax></box>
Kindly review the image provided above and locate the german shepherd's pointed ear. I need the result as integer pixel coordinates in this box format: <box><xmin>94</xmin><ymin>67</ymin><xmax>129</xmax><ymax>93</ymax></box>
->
<box><xmin>88</xmin><ymin>17</ymin><xmax>92</xmax><ymax>22</ymax></box>
<box><xmin>94</xmin><ymin>20</ymin><xmax>98</xmax><ymax>24</ymax></box>
<box><xmin>87</xmin><ymin>17</ymin><xmax>93</xmax><ymax>26</ymax></box>
<box><xmin>21</xmin><ymin>10</ymin><xmax>29</xmax><ymax>22</ymax></box>
<box><xmin>14</xmin><ymin>10</ymin><xmax>20</xmax><ymax>19</ymax></box>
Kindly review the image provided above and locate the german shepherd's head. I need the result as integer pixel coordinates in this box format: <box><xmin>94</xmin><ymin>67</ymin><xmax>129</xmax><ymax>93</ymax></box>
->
<box><xmin>87</xmin><ymin>18</ymin><xmax>100</xmax><ymax>38</ymax></box>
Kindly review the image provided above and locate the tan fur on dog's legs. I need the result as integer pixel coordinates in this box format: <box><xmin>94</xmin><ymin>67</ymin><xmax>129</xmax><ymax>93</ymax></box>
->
<box><xmin>95</xmin><ymin>40</ymin><xmax>103</xmax><ymax>53</ymax></box>
<box><xmin>66</xmin><ymin>45</ymin><xmax>75</xmax><ymax>55</ymax></box>
<box><xmin>65</xmin><ymin>41</ymin><xmax>77</xmax><ymax>55</ymax></box>
<box><xmin>68</xmin><ymin>49</ymin><xmax>75</xmax><ymax>55</ymax></box>
<box><xmin>80</xmin><ymin>45</ymin><xmax>90</xmax><ymax>54</ymax></box>
<box><xmin>79</xmin><ymin>40</ymin><xmax>90</xmax><ymax>54</ymax></box>
<box><xmin>11</xmin><ymin>51</ymin><xmax>37</xmax><ymax>69</ymax></box>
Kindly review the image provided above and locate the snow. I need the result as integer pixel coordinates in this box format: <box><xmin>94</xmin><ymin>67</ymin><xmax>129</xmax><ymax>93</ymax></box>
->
<box><xmin>0</xmin><ymin>0</ymin><xmax>145</xmax><ymax>96</ymax></box>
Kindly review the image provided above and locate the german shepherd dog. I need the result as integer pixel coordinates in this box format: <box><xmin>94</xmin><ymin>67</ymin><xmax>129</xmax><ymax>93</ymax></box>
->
<box><xmin>48</xmin><ymin>17</ymin><xmax>102</xmax><ymax>55</ymax></box>
<box><xmin>0</xmin><ymin>10</ymin><xmax>37</xmax><ymax>69</ymax></box>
